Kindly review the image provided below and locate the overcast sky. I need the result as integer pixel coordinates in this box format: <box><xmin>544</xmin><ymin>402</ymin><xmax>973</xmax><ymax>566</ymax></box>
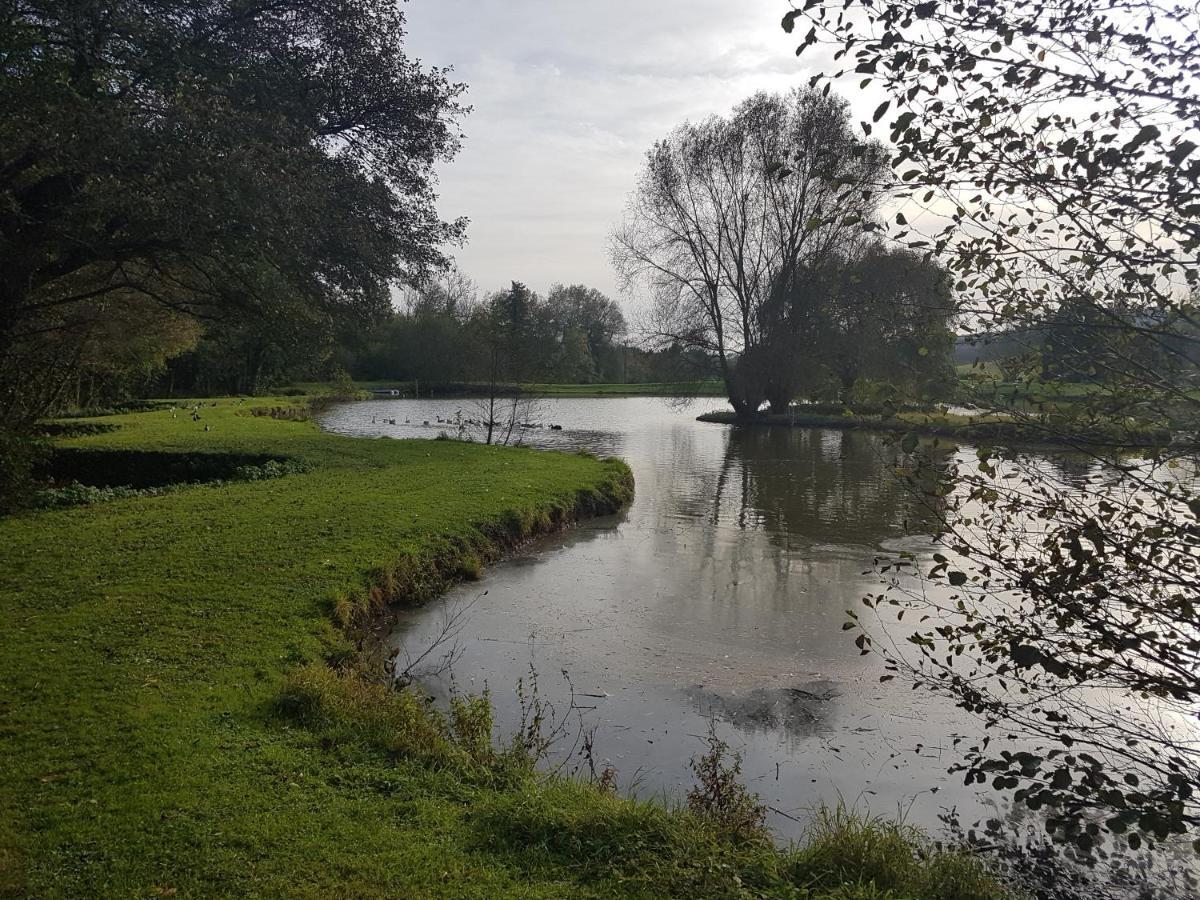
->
<box><xmin>403</xmin><ymin>0</ymin><xmax>856</xmax><ymax>308</ymax></box>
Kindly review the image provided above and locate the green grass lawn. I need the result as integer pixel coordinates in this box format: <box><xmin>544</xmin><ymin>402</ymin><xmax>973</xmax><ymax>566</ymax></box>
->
<box><xmin>0</xmin><ymin>400</ymin><xmax>1008</xmax><ymax>898</ymax></box>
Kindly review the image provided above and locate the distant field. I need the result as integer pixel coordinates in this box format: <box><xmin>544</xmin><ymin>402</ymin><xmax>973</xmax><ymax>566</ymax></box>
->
<box><xmin>955</xmin><ymin>361</ymin><xmax>1006</xmax><ymax>378</ymax></box>
<box><xmin>958</xmin><ymin>376</ymin><xmax>1127</xmax><ymax>405</ymax></box>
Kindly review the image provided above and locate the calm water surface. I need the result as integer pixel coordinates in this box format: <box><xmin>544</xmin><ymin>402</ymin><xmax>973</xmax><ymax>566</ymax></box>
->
<box><xmin>321</xmin><ymin>397</ymin><xmax>1008</xmax><ymax>839</ymax></box>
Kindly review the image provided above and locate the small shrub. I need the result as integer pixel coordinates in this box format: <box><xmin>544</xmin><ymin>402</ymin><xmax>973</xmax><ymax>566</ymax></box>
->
<box><xmin>31</xmin><ymin>482</ymin><xmax>172</xmax><ymax>509</ymax></box>
<box><xmin>324</xmin><ymin>367</ymin><xmax>359</xmax><ymax>401</ymax></box>
<box><xmin>448</xmin><ymin>691</ymin><xmax>494</xmax><ymax>766</ymax></box>
<box><xmin>26</xmin><ymin>450</ymin><xmax>309</xmax><ymax>510</ymax></box>
<box><xmin>685</xmin><ymin>722</ymin><xmax>768</xmax><ymax>840</ymax></box>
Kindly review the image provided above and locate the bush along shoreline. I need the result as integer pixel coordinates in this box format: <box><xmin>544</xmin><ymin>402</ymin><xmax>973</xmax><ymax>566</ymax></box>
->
<box><xmin>0</xmin><ymin>398</ymin><xmax>1009</xmax><ymax>897</ymax></box>
<box><xmin>698</xmin><ymin>403</ymin><xmax>1176</xmax><ymax>450</ymax></box>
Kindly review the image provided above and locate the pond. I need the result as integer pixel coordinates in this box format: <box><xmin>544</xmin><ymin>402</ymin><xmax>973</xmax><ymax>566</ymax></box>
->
<box><xmin>319</xmin><ymin>396</ymin><xmax>1194</xmax><ymax>894</ymax></box>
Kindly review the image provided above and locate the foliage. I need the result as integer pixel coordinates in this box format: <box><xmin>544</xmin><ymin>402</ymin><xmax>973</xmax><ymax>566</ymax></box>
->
<box><xmin>156</xmin><ymin>305</ymin><xmax>337</xmax><ymax>398</ymax></box>
<box><xmin>614</xmin><ymin>88</ymin><xmax>910</xmax><ymax>416</ymax></box>
<box><xmin>787</xmin><ymin>0</ymin><xmax>1200</xmax><ymax>853</ymax></box>
<box><xmin>350</xmin><ymin>277</ymin><xmax>631</xmax><ymax>390</ymax></box>
<box><xmin>822</xmin><ymin>244</ymin><xmax>956</xmax><ymax>399</ymax></box>
<box><xmin>752</xmin><ymin>242</ymin><xmax>956</xmax><ymax>408</ymax></box>
<box><xmin>940</xmin><ymin>806</ymin><xmax>1198</xmax><ymax>899</ymax></box>
<box><xmin>0</xmin><ymin>0</ymin><xmax>464</xmax><ymax>437</ymax></box>
<box><xmin>685</xmin><ymin>723</ymin><xmax>769</xmax><ymax>839</ymax></box>
<box><xmin>0</xmin><ymin>427</ymin><xmax>46</xmax><ymax>513</ymax></box>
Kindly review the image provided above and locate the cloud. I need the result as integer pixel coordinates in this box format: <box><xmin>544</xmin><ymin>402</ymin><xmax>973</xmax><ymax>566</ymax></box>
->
<box><xmin>403</xmin><ymin>0</ymin><xmax>856</xmax><ymax>309</ymax></box>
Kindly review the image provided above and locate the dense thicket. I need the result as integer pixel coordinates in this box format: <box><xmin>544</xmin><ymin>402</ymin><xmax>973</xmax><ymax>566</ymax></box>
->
<box><xmin>353</xmin><ymin>281</ymin><xmax>630</xmax><ymax>386</ymax></box>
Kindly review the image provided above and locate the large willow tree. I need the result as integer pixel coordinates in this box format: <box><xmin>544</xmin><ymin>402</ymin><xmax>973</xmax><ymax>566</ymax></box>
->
<box><xmin>0</xmin><ymin>0</ymin><xmax>464</xmax><ymax>497</ymax></box>
<box><xmin>785</xmin><ymin>0</ymin><xmax>1200</xmax><ymax>860</ymax></box>
<box><xmin>612</xmin><ymin>89</ymin><xmax>889</xmax><ymax>417</ymax></box>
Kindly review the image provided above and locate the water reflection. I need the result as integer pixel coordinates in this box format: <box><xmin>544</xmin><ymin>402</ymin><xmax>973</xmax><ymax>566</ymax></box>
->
<box><xmin>715</xmin><ymin>427</ymin><xmax>943</xmax><ymax>545</ymax></box>
<box><xmin>319</xmin><ymin>397</ymin><xmax>1200</xmax><ymax>894</ymax></box>
<box><xmin>683</xmin><ymin>681</ymin><xmax>840</xmax><ymax>739</ymax></box>
<box><xmin>319</xmin><ymin>401</ymin><xmax>1071</xmax><ymax>844</ymax></box>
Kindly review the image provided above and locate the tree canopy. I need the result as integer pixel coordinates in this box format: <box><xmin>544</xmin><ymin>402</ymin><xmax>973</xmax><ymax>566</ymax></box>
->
<box><xmin>613</xmin><ymin>88</ymin><xmax>954</xmax><ymax>414</ymax></box>
<box><xmin>0</xmin><ymin>0</ymin><xmax>465</xmax><ymax>437</ymax></box>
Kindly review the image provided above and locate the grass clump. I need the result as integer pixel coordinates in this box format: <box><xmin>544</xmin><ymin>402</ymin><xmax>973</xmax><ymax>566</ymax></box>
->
<box><xmin>788</xmin><ymin>807</ymin><xmax>1010</xmax><ymax>899</ymax></box>
<box><xmin>472</xmin><ymin>779</ymin><xmax>1012</xmax><ymax>898</ymax></box>
<box><xmin>278</xmin><ymin>662</ymin><xmax>456</xmax><ymax>767</ymax></box>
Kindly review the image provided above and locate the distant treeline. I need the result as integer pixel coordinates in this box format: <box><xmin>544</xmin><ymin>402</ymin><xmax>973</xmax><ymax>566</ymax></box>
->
<box><xmin>125</xmin><ymin>276</ymin><xmax>712</xmax><ymax>401</ymax></box>
<box><xmin>954</xmin><ymin>302</ymin><xmax>1200</xmax><ymax>383</ymax></box>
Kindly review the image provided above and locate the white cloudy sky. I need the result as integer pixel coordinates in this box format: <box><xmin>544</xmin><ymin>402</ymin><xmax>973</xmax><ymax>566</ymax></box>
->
<box><xmin>402</xmin><ymin>0</ymin><xmax>870</xmax><ymax>306</ymax></box>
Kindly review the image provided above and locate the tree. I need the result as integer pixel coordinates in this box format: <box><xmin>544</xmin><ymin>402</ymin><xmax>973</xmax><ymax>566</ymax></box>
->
<box><xmin>823</xmin><ymin>244</ymin><xmax>956</xmax><ymax>401</ymax></box>
<box><xmin>46</xmin><ymin>292</ymin><xmax>201</xmax><ymax>407</ymax></box>
<box><xmin>0</xmin><ymin>1</ymin><xmax>465</xmax><ymax>470</ymax></box>
<box><xmin>401</xmin><ymin>265</ymin><xmax>479</xmax><ymax>321</ymax></box>
<box><xmin>612</xmin><ymin>89</ymin><xmax>888</xmax><ymax>418</ymax></box>
<box><xmin>160</xmin><ymin>301</ymin><xmax>335</xmax><ymax>397</ymax></box>
<box><xmin>457</xmin><ymin>282</ymin><xmax>542</xmax><ymax>445</ymax></box>
<box><xmin>787</xmin><ymin>0</ymin><xmax>1200</xmax><ymax>852</ymax></box>
<box><xmin>544</xmin><ymin>284</ymin><xmax>628</xmax><ymax>381</ymax></box>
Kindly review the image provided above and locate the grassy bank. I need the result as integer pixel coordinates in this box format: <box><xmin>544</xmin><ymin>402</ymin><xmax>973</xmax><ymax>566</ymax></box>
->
<box><xmin>698</xmin><ymin>404</ymin><xmax>1173</xmax><ymax>449</ymax></box>
<box><xmin>1</xmin><ymin>400</ymin><xmax>1007</xmax><ymax>897</ymax></box>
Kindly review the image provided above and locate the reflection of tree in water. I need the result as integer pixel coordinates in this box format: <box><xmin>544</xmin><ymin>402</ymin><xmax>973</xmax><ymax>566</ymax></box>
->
<box><xmin>710</xmin><ymin>427</ymin><xmax>945</xmax><ymax>547</ymax></box>
<box><xmin>682</xmin><ymin>680</ymin><xmax>839</xmax><ymax>739</ymax></box>
<box><xmin>1021</xmin><ymin>448</ymin><xmax>1098</xmax><ymax>489</ymax></box>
